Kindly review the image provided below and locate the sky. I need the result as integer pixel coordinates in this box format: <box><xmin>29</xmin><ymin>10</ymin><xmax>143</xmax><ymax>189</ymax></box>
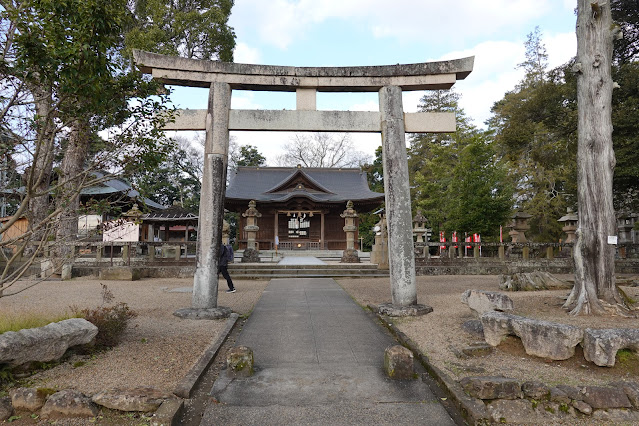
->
<box><xmin>168</xmin><ymin>0</ymin><xmax>579</xmax><ymax>165</ymax></box>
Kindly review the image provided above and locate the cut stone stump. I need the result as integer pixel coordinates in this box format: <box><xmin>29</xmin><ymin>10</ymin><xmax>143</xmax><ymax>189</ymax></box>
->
<box><xmin>377</xmin><ymin>303</ymin><xmax>433</xmax><ymax>317</ymax></box>
<box><xmin>459</xmin><ymin>376</ymin><xmax>523</xmax><ymax>400</ymax></box>
<box><xmin>92</xmin><ymin>387</ymin><xmax>176</xmax><ymax>412</ymax></box>
<box><xmin>522</xmin><ymin>381</ymin><xmax>550</xmax><ymax>400</ymax></box>
<box><xmin>581</xmin><ymin>386</ymin><xmax>633</xmax><ymax>409</ymax></box>
<box><xmin>499</xmin><ymin>271</ymin><xmax>572</xmax><ymax>291</ymax></box>
<box><xmin>9</xmin><ymin>388</ymin><xmax>48</xmax><ymax>412</ymax></box>
<box><xmin>582</xmin><ymin>328</ymin><xmax>639</xmax><ymax>367</ymax></box>
<box><xmin>480</xmin><ymin>312</ymin><xmax>583</xmax><ymax>360</ymax></box>
<box><xmin>0</xmin><ymin>319</ymin><xmax>98</xmax><ymax>367</ymax></box>
<box><xmin>227</xmin><ymin>346</ymin><xmax>254</xmax><ymax>377</ymax></box>
<box><xmin>384</xmin><ymin>345</ymin><xmax>414</xmax><ymax>380</ymax></box>
<box><xmin>461</xmin><ymin>289</ymin><xmax>514</xmax><ymax>316</ymax></box>
<box><xmin>611</xmin><ymin>381</ymin><xmax>639</xmax><ymax>408</ymax></box>
<box><xmin>40</xmin><ymin>390</ymin><xmax>98</xmax><ymax>419</ymax></box>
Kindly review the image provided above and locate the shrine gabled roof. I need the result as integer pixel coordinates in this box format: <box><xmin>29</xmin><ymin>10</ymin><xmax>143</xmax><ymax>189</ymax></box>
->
<box><xmin>226</xmin><ymin>167</ymin><xmax>384</xmax><ymax>205</ymax></box>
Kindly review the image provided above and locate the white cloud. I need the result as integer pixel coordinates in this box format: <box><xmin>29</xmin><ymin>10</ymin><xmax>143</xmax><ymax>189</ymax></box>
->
<box><xmin>233</xmin><ymin>42</ymin><xmax>262</xmax><ymax>64</ymax></box>
<box><xmin>231</xmin><ymin>0</ymin><xmax>557</xmax><ymax>49</ymax></box>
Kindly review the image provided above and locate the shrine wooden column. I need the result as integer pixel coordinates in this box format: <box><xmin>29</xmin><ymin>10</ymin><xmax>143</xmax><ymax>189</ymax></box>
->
<box><xmin>320</xmin><ymin>212</ymin><xmax>325</xmax><ymax>249</ymax></box>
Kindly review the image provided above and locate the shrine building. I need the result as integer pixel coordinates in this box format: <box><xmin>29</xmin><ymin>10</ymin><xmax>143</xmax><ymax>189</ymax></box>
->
<box><xmin>225</xmin><ymin>165</ymin><xmax>384</xmax><ymax>251</ymax></box>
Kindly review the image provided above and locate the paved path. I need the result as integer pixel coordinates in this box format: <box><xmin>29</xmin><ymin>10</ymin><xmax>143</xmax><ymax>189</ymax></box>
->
<box><xmin>202</xmin><ymin>278</ymin><xmax>457</xmax><ymax>425</ymax></box>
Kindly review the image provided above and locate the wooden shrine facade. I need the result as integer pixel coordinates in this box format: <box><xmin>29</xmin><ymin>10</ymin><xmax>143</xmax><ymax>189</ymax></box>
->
<box><xmin>225</xmin><ymin>166</ymin><xmax>384</xmax><ymax>250</ymax></box>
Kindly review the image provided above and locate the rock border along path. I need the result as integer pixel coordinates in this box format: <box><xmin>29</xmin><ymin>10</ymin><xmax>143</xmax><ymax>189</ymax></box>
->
<box><xmin>203</xmin><ymin>277</ymin><xmax>460</xmax><ymax>425</ymax></box>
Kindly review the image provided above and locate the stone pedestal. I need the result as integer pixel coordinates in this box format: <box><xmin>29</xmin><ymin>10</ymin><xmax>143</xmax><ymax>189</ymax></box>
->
<box><xmin>227</xmin><ymin>346</ymin><xmax>254</xmax><ymax>377</ymax></box>
<box><xmin>241</xmin><ymin>248</ymin><xmax>260</xmax><ymax>263</ymax></box>
<box><xmin>384</xmin><ymin>345</ymin><xmax>415</xmax><ymax>380</ymax></box>
<box><xmin>340</xmin><ymin>200</ymin><xmax>359</xmax><ymax>263</ymax></box>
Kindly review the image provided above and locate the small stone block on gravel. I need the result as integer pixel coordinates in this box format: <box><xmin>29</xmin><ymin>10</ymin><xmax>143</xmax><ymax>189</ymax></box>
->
<box><xmin>9</xmin><ymin>387</ymin><xmax>47</xmax><ymax>412</ymax></box>
<box><xmin>460</xmin><ymin>376</ymin><xmax>523</xmax><ymax>400</ymax></box>
<box><xmin>461</xmin><ymin>342</ymin><xmax>494</xmax><ymax>357</ymax></box>
<box><xmin>522</xmin><ymin>381</ymin><xmax>550</xmax><ymax>400</ymax></box>
<box><xmin>384</xmin><ymin>345</ymin><xmax>414</xmax><ymax>380</ymax></box>
<box><xmin>40</xmin><ymin>389</ymin><xmax>98</xmax><ymax>419</ymax></box>
<box><xmin>227</xmin><ymin>346</ymin><xmax>254</xmax><ymax>377</ymax></box>
<box><xmin>581</xmin><ymin>386</ymin><xmax>633</xmax><ymax>409</ymax></box>
<box><xmin>92</xmin><ymin>387</ymin><xmax>175</xmax><ymax>412</ymax></box>
<box><xmin>461</xmin><ymin>289</ymin><xmax>514</xmax><ymax>316</ymax></box>
<box><xmin>572</xmin><ymin>400</ymin><xmax>592</xmax><ymax>415</ymax></box>
<box><xmin>0</xmin><ymin>397</ymin><xmax>13</xmax><ymax>422</ymax></box>
<box><xmin>611</xmin><ymin>381</ymin><xmax>639</xmax><ymax>408</ymax></box>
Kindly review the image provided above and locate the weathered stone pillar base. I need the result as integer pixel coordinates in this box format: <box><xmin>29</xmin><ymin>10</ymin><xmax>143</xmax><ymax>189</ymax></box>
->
<box><xmin>227</xmin><ymin>346</ymin><xmax>254</xmax><ymax>377</ymax></box>
<box><xmin>340</xmin><ymin>248</ymin><xmax>360</xmax><ymax>263</ymax></box>
<box><xmin>241</xmin><ymin>248</ymin><xmax>260</xmax><ymax>263</ymax></box>
<box><xmin>384</xmin><ymin>345</ymin><xmax>415</xmax><ymax>380</ymax></box>
<box><xmin>376</xmin><ymin>303</ymin><xmax>433</xmax><ymax>317</ymax></box>
<box><xmin>173</xmin><ymin>307</ymin><xmax>232</xmax><ymax>320</ymax></box>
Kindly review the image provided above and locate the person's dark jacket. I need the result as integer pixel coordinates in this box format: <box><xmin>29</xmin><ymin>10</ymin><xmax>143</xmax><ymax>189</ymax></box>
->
<box><xmin>219</xmin><ymin>244</ymin><xmax>229</xmax><ymax>267</ymax></box>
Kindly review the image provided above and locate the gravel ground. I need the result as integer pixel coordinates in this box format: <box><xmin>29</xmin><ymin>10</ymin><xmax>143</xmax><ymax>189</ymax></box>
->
<box><xmin>1</xmin><ymin>277</ymin><xmax>268</xmax><ymax>397</ymax></box>
<box><xmin>2</xmin><ymin>273</ymin><xmax>638</xmax><ymax>425</ymax></box>
<box><xmin>337</xmin><ymin>274</ymin><xmax>639</xmax><ymax>387</ymax></box>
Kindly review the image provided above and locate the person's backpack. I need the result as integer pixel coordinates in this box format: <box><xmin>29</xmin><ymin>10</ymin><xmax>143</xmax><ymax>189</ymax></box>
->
<box><xmin>225</xmin><ymin>244</ymin><xmax>234</xmax><ymax>263</ymax></box>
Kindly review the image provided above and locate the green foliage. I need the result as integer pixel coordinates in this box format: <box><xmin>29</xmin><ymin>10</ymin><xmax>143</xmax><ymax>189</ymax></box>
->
<box><xmin>126</xmin><ymin>0</ymin><xmax>236</xmax><ymax>61</ymax></box>
<box><xmin>409</xmin><ymin>89</ymin><xmax>513</xmax><ymax>240</ymax></box>
<box><xmin>233</xmin><ymin>145</ymin><xmax>267</xmax><ymax>167</ymax></box>
<box><xmin>489</xmin><ymin>35</ymin><xmax>578</xmax><ymax>241</ymax></box>
<box><xmin>361</xmin><ymin>145</ymin><xmax>384</xmax><ymax>193</ymax></box>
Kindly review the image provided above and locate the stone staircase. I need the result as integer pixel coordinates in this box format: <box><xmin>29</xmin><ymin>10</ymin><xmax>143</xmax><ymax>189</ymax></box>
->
<box><xmin>227</xmin><ymin>262</ymin><xmax>388</xmax><ymax>279</ymax></box>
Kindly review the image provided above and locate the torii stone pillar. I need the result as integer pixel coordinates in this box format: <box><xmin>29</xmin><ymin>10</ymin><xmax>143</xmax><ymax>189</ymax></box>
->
<box><xmin>175</xmin><ymin>82</ymin><xmax>232</xmax><ymax>319</ymax></box>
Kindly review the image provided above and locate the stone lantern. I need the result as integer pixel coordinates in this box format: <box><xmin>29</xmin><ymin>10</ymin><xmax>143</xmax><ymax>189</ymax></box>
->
<box><xmin>242</xmin><ymin>200</ymin><xmax>261</xmax><ymax>262</ymax></box>
<box><xmin>558</xmin><ymin>208</ymin><xmax>578</xmax><ymax>257</ymax></box>
<box><xmin>558</xmin><ymin>208</ymin><xmax>578</xmax><ymax>244</ymax></box>
<box><xmin>340</xmin><ymin>200</ymin><xmax>359</xmax><ymax>263</ymax></box>
<box><xmin>508</xmin><ymin>211</ymin><xmax>532</xmax><ymax>243</ymax></box>
<box><xmin>413</xmin><ymin>209</ymin><xmax>431</xmax><ymax>258</ymax></box>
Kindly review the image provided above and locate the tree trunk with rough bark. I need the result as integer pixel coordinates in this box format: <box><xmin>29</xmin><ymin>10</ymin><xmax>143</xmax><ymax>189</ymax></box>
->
<box><xmin>54</xmin><ymin>120</ymin><xmax>90</xmax><ymax>264</ymax></box>
<box><xmin>26</xmin><ymin>85</ymin><xmax>55</xmax><ymax>249</ymax></box>
<box><xmin>564</xmin><ymin>0</ymin><xmax>629</xmax><ymax>316</ymax></box>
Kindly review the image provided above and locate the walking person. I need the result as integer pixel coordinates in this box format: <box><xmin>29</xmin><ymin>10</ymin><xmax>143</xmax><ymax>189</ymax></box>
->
<box><xmin>219</xmin><ymin>243</ymin><xmax>235</xmax><ymax>293</ymax></box>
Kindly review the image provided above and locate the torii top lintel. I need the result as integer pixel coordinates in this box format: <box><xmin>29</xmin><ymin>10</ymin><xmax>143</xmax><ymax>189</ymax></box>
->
<box><xmin>133</xmin><ymin>50</ymin><xmax>474</xmax><ymax>92</ymax></box>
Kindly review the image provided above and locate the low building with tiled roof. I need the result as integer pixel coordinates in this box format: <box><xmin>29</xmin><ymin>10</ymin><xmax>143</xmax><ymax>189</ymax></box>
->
<box><xmin>225</xmin><ymin>166</ymin><xmax>384</xmax><ymax>251</ymax></box>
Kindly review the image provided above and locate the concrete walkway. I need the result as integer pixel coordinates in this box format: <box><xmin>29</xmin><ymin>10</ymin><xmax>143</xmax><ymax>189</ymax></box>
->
<box><xmin>202</xmin><ymin>278</ymin><xmax>457</xmax><ymax>425</ymax></box>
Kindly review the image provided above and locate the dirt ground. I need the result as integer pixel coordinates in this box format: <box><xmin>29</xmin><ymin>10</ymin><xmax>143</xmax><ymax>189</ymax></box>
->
<box><xmin>337</xmin><ymin>274</ymin><xmax>639</xmax><ymax>387</ymax></box>
<box><xmin>1</xmin><ymin>274</ymin><xmax>639</xmax><ymax>425</ymax></box>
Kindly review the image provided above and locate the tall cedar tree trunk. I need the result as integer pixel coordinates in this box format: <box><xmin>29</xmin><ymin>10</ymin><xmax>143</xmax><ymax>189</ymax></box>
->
<box><xmin>54</xmin><ymin>120</ymin><xmax>90</xmax><ymax>264</ymax></box>
<box><xmin>26</xmin><ymin>85</ymin><xmax>55</xmax><ymax>249</ymax></box>
<box><xmin>564</xmin><ymin>0</ymin><xmax>627</xmax><ymax>315</ymax></box>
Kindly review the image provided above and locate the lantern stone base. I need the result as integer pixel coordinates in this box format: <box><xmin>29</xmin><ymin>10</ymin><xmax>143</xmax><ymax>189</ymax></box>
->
<box><xmin>377</xmin><ymin>303</ymin><xmax>433</xmax><ymax>317</ymax></box>
<box><xmin>340</xmin><ymin>248</ymin><xmax>360</xmax><ymax>263</ymax></box>
<box><xmin>173</xmin><ymin>307</ymin><xmax>232</xmax><ymax>320</ymax></box>
<box><xmin>241</xmin><ymin>248</ymin><xmax>261</xmax><ymax>263</ymax></box>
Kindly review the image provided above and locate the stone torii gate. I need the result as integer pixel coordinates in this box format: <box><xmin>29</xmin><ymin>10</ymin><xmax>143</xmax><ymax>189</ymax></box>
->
<box><xmin>133</xmin><ymin>50</ymin><xmax>473</xmax><ymax>317</ymax></box>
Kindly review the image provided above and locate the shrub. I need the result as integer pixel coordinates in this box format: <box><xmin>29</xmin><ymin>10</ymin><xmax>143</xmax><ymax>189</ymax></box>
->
<box><xmin>73</xmin><ymin>302</ymin><xmax>137</xmax><ymax>349</ymax></box>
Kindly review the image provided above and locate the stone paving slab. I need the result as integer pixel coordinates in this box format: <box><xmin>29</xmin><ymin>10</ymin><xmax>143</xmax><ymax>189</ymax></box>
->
<box><xmin>205</xmin><ymin>277</ymin><xmax>456</xmax><ymax>425</ymax></box>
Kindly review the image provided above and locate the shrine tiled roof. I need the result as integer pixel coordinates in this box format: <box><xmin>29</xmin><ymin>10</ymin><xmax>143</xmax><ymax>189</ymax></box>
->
<box><xmin>226</xmin><ymin>166</ymin><xmax>384</xmax><ymax>204</ymax></box>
